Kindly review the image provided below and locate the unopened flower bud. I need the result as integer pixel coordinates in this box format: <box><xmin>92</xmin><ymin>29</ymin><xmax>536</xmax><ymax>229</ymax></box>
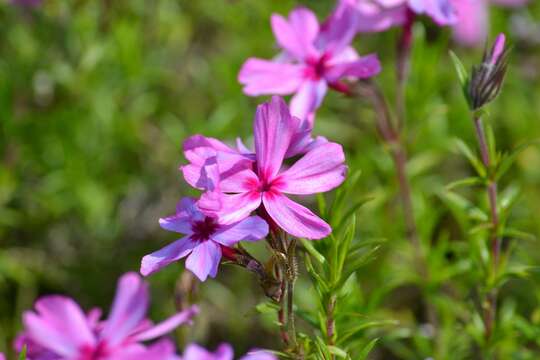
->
<box><xmin>467</xmin><ymin>33</ymin><xmax>509</xmax><ymax>110</ymax></box>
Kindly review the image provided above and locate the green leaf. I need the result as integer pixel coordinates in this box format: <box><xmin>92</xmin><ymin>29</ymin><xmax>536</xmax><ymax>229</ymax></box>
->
<box><xmin>453</xmin><ymin>138</ymin><xmax>486</xmax><ymax>177</ymax></box>
<box><xmin>340</xmin><ymin>320</ymin><xmax>397</xmax><ymax>344</ymax></box>
<box><xmin>339</xmin><ymin>245</ymin><xmax>380</xmax><ymax>288</ymax></box>
<box><xmin>449</xmin><ymin>50</ymin><xmax>469</xmax><ymax>87</ymax></box>
<box><xmin>305</xmin><ymin>254</ymin><xmax>329</xmax><ymax>292</ymax></box>
<box><xmin>336</xmin><ymin>215</ymin><xmax>356</xmax><ymax>281</ymax></box>
<box><xmin>19</xmin><ymin>345</ymin><xmax>27</xmax><ymax>360</ymax></box>
<box><xmin>328</xmin><ymin>345</ymin><xmax>349</xmax><ymax>358</ymax></box>
<box><xmin>301</xmin><ymin>238</ymin><xmax>326</xmax><ymax>264</ymax></box>
<box><xmin>255</xmin><ymin>301</ymin><xmax>280</xmax><ymax>314</ymax></box>
<box><xmin>439</xmin><ymin>190</ymin><xmax>489</xmax><ymax>223</ymax></box>
<box><xmin>496</xmin><ymin>139</ymin><xmax>540</xmax><ymax>181</ymax></box>
<box><xmin>317</xmin><ymin>193</ymin><xmax>327</xmax><ymax>219</ymax></box>
<box><xmin>446</xmin><ymin>177</ymin><xmax>483</xmax><ymax>190</ymax></box>
<box><xmin>485</xmin><ymin>122</ymin><xmax>497</xmax><ymax>166</ymax></box>
<box><xmin>336</xmin><ymin>197</ymin><xmax>373</xmax><ymax>232</ymax></box>
<box><xmin>503</xmin><ymin>228</ymin><xmax>536</xmax><ymax>241</ymax></box>
<box><xmin>358</xmin><ymin>338</ymin><xmax>379</xmax><ymax>360</ymax></box>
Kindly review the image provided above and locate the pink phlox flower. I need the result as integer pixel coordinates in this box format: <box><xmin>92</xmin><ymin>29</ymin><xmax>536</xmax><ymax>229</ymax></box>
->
<box><xmin>239</xmin><ymin>6</ymin><xmax>381</xmax><ymax>121</ymax></box>
<box><xmin>180</xmin><ymin>343</ymin><xmax>276</xmax><ymax>360</ymax></box>
<box><xmin>16</xmin><ymin>273</ymin><xmax>198</xmax><ymax>360</ymax></box>
<box><xmin>181</xmin><ymin>116</ymin><xmax>328</xmax><ymax>204</ymax></box>
<box><xmin>202</xmin><ymin>96</ymin><xmax>346</xmax><ymax>240</ymax></box>
<box><xmin>141</xmin><ymin>197</ymin><xmax>269</xmax><ymax>281</ymax></box>
<box><xmin>334</xmin><ymin>0</ymin><xmax>456</xmax><ymax>33</ymax></box>
<box><xmin>450</xmin><ymin>0</ymin><xmax>528</xmax><ymax>46</ymax></box>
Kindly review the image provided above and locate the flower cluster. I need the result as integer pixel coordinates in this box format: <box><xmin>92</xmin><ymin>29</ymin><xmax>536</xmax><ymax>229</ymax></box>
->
<box><xmin>12</xmin><ymin>273</ymin><xmax>276</xmax><ymax>360</ymax></box>
<box><xmin>141</xmin><ymin>96</ymin><xmax>347</xmax><ymax>282</ymax></box>
<box><xmin>15</xmin><ymin>273</ymin><xmax>198</xmax><ymax>360</ymax></box>
<box><xmin>333</xmin><ymin>0</ymin><xmax>528</xmax><ymax>46</ymax></box>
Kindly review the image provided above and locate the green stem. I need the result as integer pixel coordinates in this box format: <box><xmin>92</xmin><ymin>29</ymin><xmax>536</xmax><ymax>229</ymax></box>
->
<box><xmin>326</xmin><ymin>294</ymin><xmax>337</xmax><ymax>360</ymax></box>
<box><xmin>473</xmin><ymin>114</ymin><xmax>501</xmax><ymax>343</ymax></box>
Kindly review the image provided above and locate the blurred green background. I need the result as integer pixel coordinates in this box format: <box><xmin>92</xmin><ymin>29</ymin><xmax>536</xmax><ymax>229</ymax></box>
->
<box><xmin>1</xmin><ymin>0</ymin><xmax>539</xmax><ymax>358</ymax></box>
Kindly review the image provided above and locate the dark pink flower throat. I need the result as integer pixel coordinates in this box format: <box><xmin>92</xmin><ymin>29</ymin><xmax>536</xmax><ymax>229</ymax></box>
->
<box><xmin>191</xmin><ymin>217</ymin><xmax>219</xmax><ymax>242</ymax></box>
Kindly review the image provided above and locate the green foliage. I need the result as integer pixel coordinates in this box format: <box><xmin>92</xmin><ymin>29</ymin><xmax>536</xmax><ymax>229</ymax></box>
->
<box><xmin>1</xmin><ymin>1</ymin><xmax>540</xmax><ymax>359</ymax></box>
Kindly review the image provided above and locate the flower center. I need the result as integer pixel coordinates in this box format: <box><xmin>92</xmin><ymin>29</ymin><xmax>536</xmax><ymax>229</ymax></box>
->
<box><xmin>306</xmin><ymin>52</ymin><xmax>331</xmax><ymax>80</ymax></box>
<box><xmin>191</xmin><ymin>216</ymin><xmax>219</xmax><ymax>242</ymax></box>
<box><xmin>79</xmin><ymin>341</ymin><xmax>108</xmax><ymax>360</ymax></box>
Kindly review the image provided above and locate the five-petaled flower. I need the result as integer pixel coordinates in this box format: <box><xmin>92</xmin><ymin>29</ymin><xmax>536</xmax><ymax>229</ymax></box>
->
<box><xmin>239</xmin><ymin>7</ymin><xmax>381</xmax><ymax>122</ymax></box>
<box><xmin>181</xmin><ymin>343</ymin><xmax>276</xmax><ymax>360</ymax></box>
<box><xmin>189</xmin><ymin>96</ymin><xmax>347</xmax><ymax>240</ymax></box>
<box><xmin>16</xmin><ymin>272</ymin><xmax>198</xmax><ymax>360</ymax></box>
<box><xmin>141</xmin><ymin>197</ymin><xmax>269</xmax><ymax>281</ymax></box>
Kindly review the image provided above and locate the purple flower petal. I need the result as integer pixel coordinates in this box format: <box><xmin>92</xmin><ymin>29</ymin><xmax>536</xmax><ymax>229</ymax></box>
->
<box><xmin>212</xmin><ymin>216</ymin><xmax>269</xmax><ymax>246</ymax></box>
<box><xmin>216</xmin><ymin>192</ymin><xmax>262</xmax><ymax>225</ymax></box>
<box><xmin>276</xmin><ymin>142</ymin><xmax>347</xmax><ymax>195</ymax></box>
<box><xmin>185</xmin><ymin>241</ymin><xmax>222</xmax><ymax>281</ymax></box>
<box><xmin>144</xmin><ymin>339</ymin><xmax>182</xmax><ymax>360</ymax></box>
<box><xmin>238</xmin><ymin>58</ymin><xmax>304</xmax><ymax>96</ymax></box>
<box><xmin>140</xmin><ymin>236</ymin><xmax>197</xmax><ymax>276</ymax></box>
<box><xmin>409</xmin><ymin>0</ymin><xmax>457</xmax><ymax>25</ymax></box>
<box><xmin>215</xmin><ymin>152</ymin><xmax>259</xmax><ymax>193</ymax></box>
<box><xmin>289</xmin><ymin>80</ymin><xmax>328</xmax><ymax>121</ymax></box>
<box><xmin>335</xmin><ymin>0</ymin><xmax>407</xmax><ymax>33</ymax></box>
<box><xmin>133</xmin><ymin>305</ymin><xmax>199</xmax><ymax>341</ymax></box>
<box><xmin>325</xmin><ymin>54</ymin><xmax>381</xmax><ymax>83</ymax></box>
<box><xmin>489</xmin><ymin>33</ymin><xmax>506</xmax><ymax>65</ymax></box>
<box><xmin>271</xmin><ymin>8</ymin><xmax>319</xmax><ymax>60</ymax></box>
<box><xmin>182</xmin><ymin>343</ymin><xmax>234</xmax><ymax>360</ymax></box>
<box><xmin>240</xmin><ymin>349</ymin><xmax>278</xmax><ymax>360</ymax></box>
<box><xmin>262</xmin><ymin>191</ymin><xmax>331</xmax><ymax>239</ymax></box>
<box><xmin>101</xmin><ymin>273</ymin><xmax>149</xmax><ymax>346</ymax></box>
<box><xmin>254</xmin><ymin>96</ymin><xmax>295</xmax><ymax>180</ymax></box>
<box><xmin>23</xmin><ymin>296</ymin><xmax>96</xmax><ymax>357</ymax></box>
<box><xmin>183</xmin><ymin>135</ymin><xmax>235</xmax><ymax>165</ymax></box>
<box><xmin>451</xmin><ymin>0</ymin><xmax>488</xmax><ymax>46</ymax></box>
<box><xmin>317</xmin><ymin>5</ymin><xmax>358</xmax><ymax>54</ymax></box>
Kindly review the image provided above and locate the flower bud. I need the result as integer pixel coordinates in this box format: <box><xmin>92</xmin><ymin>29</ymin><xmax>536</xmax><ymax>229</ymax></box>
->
<box><xmin>467</xmin><ymin>33</ymin><xmax>509</xmax><ymax>110</ymax></box>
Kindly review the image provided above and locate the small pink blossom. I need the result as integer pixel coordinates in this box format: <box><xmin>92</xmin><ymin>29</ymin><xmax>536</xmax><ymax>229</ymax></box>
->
<box><xmin>141</xmin><ymin>197</ymin><xmax>269</xmax><ymax>281</ymax></box>
<box><xmin>181</xmin><ymin>343</ymin><xmax>276</xmax><ymax>360</ymax></box>
<box><xmin>199</xmin><ymin>96</ymin><xmax>346</xmax><ymax>240</ymax></box>
<box><xmin>181</xmin><ymin>117</ymin><xmax>326</xmax><ymax>194</ymax></box>
<box><xmin>16</xmin><ymin>273</ymin><xmax>197</xmax><ymax>360</ymax></box>
<box><xmin>239</xmin><ymin>6</ymin><xmax>381</xmax><ymax>121</ymax></box>
<box><xmin>451</xmin><ymin>0</ymin><xmax>528</xmax><ymax>46</ymax></box>
<box><xmin>335</xmin><ymin>0</ymin><xmax>456</xmax><ymax>33</ymax></box>
<box><xmin>0</xmin><ymin>353</ymin><xmax>5</xmax><ymax>360</ymax></box>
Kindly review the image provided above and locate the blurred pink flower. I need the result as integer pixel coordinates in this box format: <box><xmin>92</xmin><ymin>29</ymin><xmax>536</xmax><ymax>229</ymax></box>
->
<box><xmin>335</xmin><ymin>0</ymin><xmax>457</xmax><ymax>33</ymax></box>
<box><xmin>0</xmin><ymin>353</ymin><xmax>5</xmax><ymax>360</ymax></box>
<box><xmin>141</xmin><ymin>197</ymin><xmax>269</xmax><ymax>281</ymax></box>
<box><xmin>238</xmin><ymin>6</ymin><xmax>381</xmax><ymax>121</ymax></box>
<box><xmin>16</xmin><ymin>273</ymin><xmax>197</xmax><ymax>360</ymax></box>
<box><xmin>181</xmin><ymin>343</ymin><xmax>276</xmax><ymax>360</ymax></box>
<box><xmin>451</xmin><ymin>0</ymin><xmax>528</xmax><ymax>46</ymax></box>
<box><xmin>203</xmin><ymin>96</ymin><xmax>346</xmax><ymax>239</ymax></box>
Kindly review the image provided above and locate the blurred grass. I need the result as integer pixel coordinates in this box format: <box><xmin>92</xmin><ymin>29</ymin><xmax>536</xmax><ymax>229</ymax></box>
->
<box><xmin>0</xmin><ymin>0</ymin><xmax>539</xmax><ymax>358</ymax></box>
